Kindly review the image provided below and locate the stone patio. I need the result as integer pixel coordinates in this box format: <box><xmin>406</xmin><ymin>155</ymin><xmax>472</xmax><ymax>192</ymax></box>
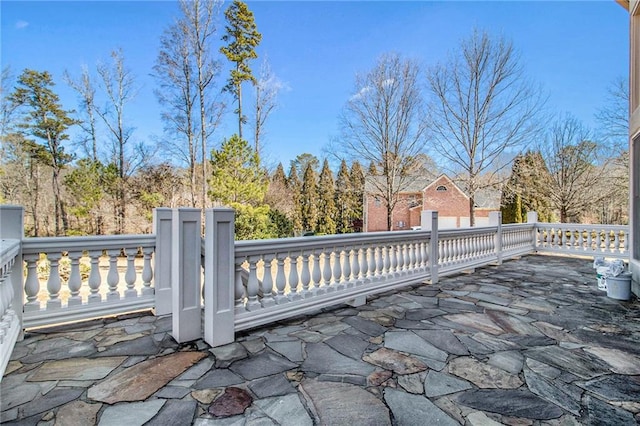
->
<box><xmin>2</xmin><ymin>255</ymin><xmax>640</xmax><ymax>425</ymax></box>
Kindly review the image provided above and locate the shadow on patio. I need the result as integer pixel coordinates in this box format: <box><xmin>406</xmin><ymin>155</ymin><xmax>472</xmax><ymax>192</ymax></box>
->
<box><xmin>2</xmin><ymin>255</ymin><xmax>639</xmax><ymax>425</ymax></box>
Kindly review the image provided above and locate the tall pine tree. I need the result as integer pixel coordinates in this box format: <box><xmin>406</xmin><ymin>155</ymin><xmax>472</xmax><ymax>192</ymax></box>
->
<box><xmin>300</xmin><ymin>163</ymin><xmax>318</xmax><ymax>233</ymax></box>
<box><xmin>221</xmin><ymin>0</ymin><xmax>261</xmax><ymax>141</ymax></box>
<box><xmin>287</xmin><ymin>164</ymin><xmax>303</xmax><ymax>234</ymax></box>
<box><xmin>317</xmin><ymin>159</ymin><xmax>336</xmax><ymax>235</ymax></box>
<box><xmin>335</xmin><ymin>159</ymin><xmax>353</xmax><ymax>233</ymax></box>
<box><xmin>350</xmin><ymin>161</ymin><xmax>365</xmax><ymax>232</ymax></box>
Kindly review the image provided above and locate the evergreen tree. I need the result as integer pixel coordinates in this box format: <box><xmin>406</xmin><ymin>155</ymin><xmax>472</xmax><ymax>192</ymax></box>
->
<box><xmin>221</xmin><ymin>0</ymin><xmax>262</xmax><ymax>140</ymax></box>
<box><xmin>208</xmin><ymin>134</ymin><xmax>273</xmax><ymax>239</ymax></box>
<box><xmin>64</xmin><ymin>158</ymin><xmax>107</xmax><ymax>234</ymax></box>
<box><xmin>9</xmin><ymin>69</ymin><xmax>77</xmax><ymax>235</ymax></box>
<box><xmin>335</xmin><ymin>159</ymin><xmax>353</xmax><ymax>233</ymax></box>
<box><xmin>317</xmin><ymin>159</ymin><xmax>336</xmax><ymax>235</ymax></box>
<box><xmin>300</xmin><ymin>163</ymin><xmax>318</xmax><ymax>233</ymax></box>
<box><xmin>501</xmin><ymin>151</ymin><xmax>554</xmax><ymax>223</ymax></box>
<box><xmin>350</xmin><ymin>161</ymin><xmax>365</xmax><ymax>232</ymax></box>
<box><xmin>265</xmin><ymin>163</ymin><xmax>293</xmax><ymax>237</ymax></box>
<box><xmin>287</xmin><ymin>164</ymin><xmax>303</xmax><ymax>234</ymax></box>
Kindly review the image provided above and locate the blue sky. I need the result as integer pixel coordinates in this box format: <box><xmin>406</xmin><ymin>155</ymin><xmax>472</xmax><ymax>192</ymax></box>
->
<box><xmin>1</xmin><ymin>1</ymin><xmax>630</xmax><ymax>170</ymax></box>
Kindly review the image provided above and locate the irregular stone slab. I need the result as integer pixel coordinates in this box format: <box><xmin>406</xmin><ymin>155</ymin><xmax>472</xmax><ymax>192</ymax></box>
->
<box><xmin>467</xmin><ymin>411</ymin><xmax>503</xmax><ymax>426</ymax></box>
<box><xmin>208</xmin><ymin>387</ymin><xmax>253</xmax><ymax>418</ymax></box>
<box><xmin>413</xmin><ymin>330</ymin><xmax>469</xmax><ymax>356</ymax></box>
<box><xmin>29</xmin><ymin>357</ymin><xmax>126</xmax><ymax>382</ymax></box>
<box><xmin>512</xmin><ymin>297</ymin><xmax>556</xmax><ymax>313</ymax></box>
<box><xmin>178</xmin><ymin>357</ymin><xmax>215</xmax><ymax>380</ymax></box>
<box><xmin>405</xmin><ymin>308</ymin><xmax>446</xmax><ymax>320</ymax></box>
<box><xmin>93</xmin><ymin>336</ymin><xmax>159</xmax><ymax>357</ymax></box>
<box><xmin>524</xmin><ymin>346</ymin><xmax>610</xmax><ymax>380</ymax></box>
<box><xmin>532</xmin><ymin>321</ymin><xmax>580</xmax><ymax>343</ymax></box>
<box><xmin>266</xmin><ymin>340</ymin><xmax>304</xmax><ymax>363</ymax></box>
<box><xmin>424</xmin><ymin>370</ymin><xmax>472</xmax><ymax>397</ymax></box>
<box><xmin>448</xmin><ymin>357</ymin><xmax>523</xmax><ymax>389</ymax></box>
<box><xmin>193</xmin><ymin>368</ymin><xmax>244</xmax><ymax>389</ymax></box>
<box><xmin>363</xmin><ymin>348</ymin><xmax>427</xmax><ymax>375</ymax></box>
<box><xmin>579</xmin><ymin>374</ymin><xmax>640</xmax><ymax>402</ymax></box>
<box><xmin>384</xmin><ymin>331</ymin><xmax>448</xmax><ymax>362</ymax></box>
<box><xmin>154</xmin><ymin>385</ymin><xmax>191</xmax><ymax>399</ymax></box>
<box><xmin>384</xmin><ymin>388</ymin><xmax>458</xmax><ymax>426</ymax></box>
<box><xmin>191</xmin><ymin>389</ymin><xmax>223</xmax><ymax>404</ymax></box>
<box><xmin>442</xmin><ymin>313</ymin><xmax>504</xmax><ymax>335</ymax></box>
<box><xmin>21</xmin><ymin>337</ymin><xmax>96</xmax><ymax>363</ymax></box>
<box><xmin>310</xmin><ymin>320</ymin><xmax>350</xmax><ymax>336</ymax></box>
<box><xmin>467</xmin><ymin>292</ymin><xmax>511</xmax><ymax>306</ymax></box>
<box><xmin>343</xmin><ymin>315</ymin><xmax>387</xmax><ymax>336</ymax></box>
<box><xmin>210</xmin><ymin>343</ymin><xmax>248</xmax><ymax>367</ymax></box>
<box><xmin>96</xmin><ymin>330</ymin><xmax>146</xmax><ymax>348</ymax></box>
<box><xmin>301</xmin><ymin>379</ymin><xmax>390</xmax><ymax>425</ymax></box>
<box><xmin>253</xmin><ymin>394</ymin><xmax>313</xmax><ymax>426</ymax></box>
<box><xmin>524</xmin><ymin>368</ymin><xmax>582</xmax><ymax>415</ymax></box>
<box><xmin>584</xmin><ymin>394</ymin><xmax>637</xmax><ymax>426</ymax></box>
<box><xmin>56</xmin><ymin>400</ymin><xmax>102</xmax><ymax>426</ymax></box>
<box><xmin>88</xmin><ymin>351</ymin><xmax>206</xmax><ymax>403</ymax></box>
<box><xmin>485</xmin><ymin>311</ymin><xmax>543</xmax><ymax>336</ymax></box>
<box><xmin>457</xmin><ymin>335</ymin><xmax>493</xmax><ymax>355</ymax></box>
<box><xmin>526</xmin><ymin>358</ymin><xmax>561</xmax><ymax>379</ymax></box>
<box><xmin>583</xmin><ymin>346</ymin><xmax>640</xmax><ymax>375</ymax></box>
<box><xmin>98</xmin><ymin>400</ymin><xmax>165</xmax><ymax>426</ymax></box>
<box><xmin>0</xmin><ymin>381</ymin><xmax>42</xmax><ymax>411</ymax></box>
<box><xmin>248</xmin><ymin>374</ymin><xmax>296</xmax><ymax>398</ymax></box>
<box><xmin>20</xmin><ymin>388</ymin><xmax>84</xmax><ymax>419</ymax></box>
<box><xmin>455</xmin><ymin>389</ymin><xmax>563</xmax><ymax>420</ymax></box>
<box><xmin>487</xmin><ymin>351</ymin><xmax>523</xmax><ymax>375</ymax></box>
<box><xmin>439</xmin><ymin>298</ymin><xmax>484</xmax><ymax>313</ymax></box>
<box><xmin>302</xmin><ymin>343</ymin><xmax>375</xmax><ymax>376</ymax></box>
<box><xmin>325</xmin><ymin>334</ymin><xmax>369</xmax><ymax>360</ymax></box>
<box><xmin>397</xmin><ymin>372</ymin><xmax>425</xmax><ymax>394</ymax></box>
<box><xmin>231</xmin><ymin>351</ymin><xmax>298</xmax><ymax>380</ymax></box>
<box><xmin>241</xmin><ymin>338</ymin><xmax>266</xmax><ymax>354</ymax></box>
<box><xmin>145</xmin><ymin>400</ymin><xmax>196</xmax><ymax>426</ymax></box>
<box><xmin>368</xmin><ymin>370</ymin><xmax>393</xmax><ymax>386</ymax></box>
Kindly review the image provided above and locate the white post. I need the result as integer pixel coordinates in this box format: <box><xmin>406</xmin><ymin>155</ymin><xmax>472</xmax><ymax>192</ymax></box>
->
<box><xmin>0</xmin><ymin>205</ymin><xmax>24</xmax><ymax>340</ymax></box>
<box><xmin>527</xmin><ymin>211</ymin><xmax>539</xmax><ymax>251</ymax></box>
<box><xmin>489</xmin><ymin>211</ymin><xmax>503</xmax><ymax>265</ymax></box>
<box><xmin>153</xmin><ymin>208</ymin><xmax>173</xmax><ymax>316</ymax></box>
<box><xmin>422</xmin><ymin>211</ymin><xmax>439</xmax><ymax>284</ymax></box>
<box><xmin>204</xmin><ymin>208</ymin><xmax>236</xmax><ymax>347</ymax></box>
<box><xmin>171</xmin><ymin>208</ymin><xmax>202</xmax><ymax>343</ymax></box>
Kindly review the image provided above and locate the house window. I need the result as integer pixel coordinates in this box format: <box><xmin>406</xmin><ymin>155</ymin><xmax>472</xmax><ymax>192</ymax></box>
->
<box><xmin>436</xmin><ymin>185</ymin><xmax>447</xmax><ymax>192</ymax></box>
<box><xmin>398</xmin><ymin>221</ymin><xmax>405</xmax><ymax>228</ymax></box>
<box><xmin>408</xmin><ymin>195</ymin><xmax>420</xmax><ymax>208</ymax></box>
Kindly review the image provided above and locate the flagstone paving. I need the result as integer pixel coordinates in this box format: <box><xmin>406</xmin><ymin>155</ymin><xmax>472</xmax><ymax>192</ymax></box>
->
<box><xmin>2</xmin><ymin>255</ymin><xmax>640</xmax><ymax>425</ymax></box>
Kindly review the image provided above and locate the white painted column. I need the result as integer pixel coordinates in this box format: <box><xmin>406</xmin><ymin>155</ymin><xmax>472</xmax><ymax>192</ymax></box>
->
<box><xmin>171</xmin><ymin>208</ymin><xmax>202</xmax><ymax>343</ymax></box>
<box><xmin>489</xmin><ymin>211</ymin><xmax>503</xmax><ymax>265</ymax></box>
<box><xmin>153</xmin><ymin>208</ymin><xmax>173</xmax><ymax>316</ymax></box>
<box><xmin>0</xmin><ymin>205</ymin><xmax>24</xmax><ymax>340</ymax></box>
<box><xmin>422</xmin><ymin>210</ymin><xmax>439</xmax><ymax>284</ymax></box>
<box><xmin>204</xmin><ymin>208</ymin><xmax>236</xmax><ymax>347</ymax></box>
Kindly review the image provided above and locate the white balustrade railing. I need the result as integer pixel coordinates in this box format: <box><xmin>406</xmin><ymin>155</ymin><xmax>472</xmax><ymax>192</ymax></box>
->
<box><xmin>438</xmin><ymin>227</ymin><xmax>499</xmax><ymax>274</ymax></box>
<box><xmin>1</xmin><ymin>238</ymin><xmax>21</xmax><ymax>378</ymax></box>
<box><xmin>502</xmin><ymin>223</ymin><xmax>537</xmax><ymax>258</ymax></box>
<box><xmin>21</xmin><ymin>235</ymin><xmax>156</xmax><ymax>328</ymax></box>
<box><xmin>534</xmin><ymin>223</ymin><xmax>629</xmax><ymax>258</ymax></box>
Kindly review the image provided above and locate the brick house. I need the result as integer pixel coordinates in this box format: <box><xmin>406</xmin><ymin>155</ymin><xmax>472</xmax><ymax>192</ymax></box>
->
<box><xmin>363</xmin><ymin>174</ymin><xmax>500</xmax><ymax>232</ymax></box>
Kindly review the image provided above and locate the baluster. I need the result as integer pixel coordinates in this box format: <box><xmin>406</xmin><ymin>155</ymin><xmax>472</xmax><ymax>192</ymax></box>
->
<box><xmin>343</xmin><ymin>248</ymin><xmax>352</xmax><ymax>286</ymax></box>
<box><xmin>323</xmin><ymin>250</ymin><xmax>334</xmax><ymax>291</ymax></box>
<box><xmin>261</xmin><ymin>255</ymin><xmax>276</xmax><ymax>307</ymax></box>
<box><xmin>246</xmin><ymin>255</ymin><xmax>261</xmax><ymax>310</ymax></box>
<box><xmin>141</xmin><ymin>247</ymin><xmax>154</xmax><ymax>296</ymax></box>
<box><xmin>604</xmin><ymin>231</ymin><xmax>611</xmax><ymax>253</ymax></box>
<box><xmin>67</xmin><ymin>251</ymin><xmax>83</xmax><ymax>306</ymax></box>
<box><xmin>45</xmin><ymin>253</ymin><xmax>62</xmax><ymax>309</ymax></box>
<box><xmin>380</xmin><ymin>246</ymin><xmax>389</xmax><ymax>276</ymax></box>
<box><xmin>367</xmin><ymin>246</ymin><xmax>376</xmax><ymax>280</ymax></box>
<box><xmin>613</xmin><ymin>232</ymin><xmax>621</xmax><ymax>253</ymax></box>
<box><xmin>387</xmin><ymin>244</ymin><xmax>396</xmax><ymax>276</ymax></box>
<box><xmin>577</xmin><ymin>230</ymin><xmax>584</xmax><ymax>251</ymax></box>
<box><xmin>312</xmin><ymin>250</ymin><xmax>324</xmax><ymax>294</ymax></box>
<box><xmin>24</xmin><ymin>254</ymin><xmax>41</xmax><ymax>311</ymax></box>
<box><xmin>88</xmin><ymin>250</ymin><xmax>102</xmax><ymax>303</ymax></box>
<box><xmin>624</xmin><ymin>231</ymin><xmax>629</xmax><ymax>254</ymax></box>
<box><xmin>351</xmin><ymin>246</ymin><xmax>361</xmax><ymax>283</ymax></box>
<box><xmin>289</xmin><ymin>252</ymin><xmax>301</xmax><ymax>299</ymax></box>
<box><xmin>275</xmin><ymin>253</ymin><xmax>288</xmax><ymax>302</ymax></box>
<box><xmin>360</xmin><ymin>246</ymin><xmax>370</xmax><ymax>282</ymax></box>
<box><xmin>235</xmin><ymin>260</ymin><xmax>246</xmax><ymax>309</ymax></box>
<box><xmin>106</xmin><ymin>249</ymin><xmax>120</xmax><ymax>301</ymax></box>
<box><xmin>402</xmin><ymin>243</ymin><xmax>410</xmax><ymax>272</ymax></box>
<box><xmin>300</xmin><ymin>251</ymin><xmax>312</xmax><ymax>297</ymax></box>
<box><xmin>124</xmin><ymin>248</ymin><xmax>137</xmax><ymax>298</ymax></box>
<box><xmin>333</xmin><ymin>247</ymin><xmax>343</xmax><ymax>286</ymax></box>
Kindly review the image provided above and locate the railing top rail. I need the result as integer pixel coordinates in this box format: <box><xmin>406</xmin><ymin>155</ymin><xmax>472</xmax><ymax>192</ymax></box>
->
<box><xmin>0</xmin><ymin>238</ymin><xmax>21</xmax><ymax>266</ymax></box>
<box><xmin>535</xmin><ymin>223</ymin><xmax>628</xmax><ymax>231</ymax></box>
<box><xmin>503</xmin><ymin>223</ymin><xmax>536</xmax><ymax>230</ymax></box>
<box><xmin>438</xmin><ymin>226</ymin><xmax>498</xmax><ymax>237</ymax></box>
<box><xmin>22</xmin><ymin>234</ymin><xmax>156</xmax><ymax>254</ymax></box>
<box><xmin>234</xmin><ymin>230</ymin><xmax>432</xmax><ymax>256</ymax></box>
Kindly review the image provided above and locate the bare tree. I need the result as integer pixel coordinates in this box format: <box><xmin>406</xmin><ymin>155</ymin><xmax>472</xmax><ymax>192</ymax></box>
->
<box><xmin>426</xmin><ymin>29</ymin><xmax>545</xmax><ymax>226</ymax></box>
<box><xmin>338</xmin><ymin>53</ymin><xmax>426</xmax><ymax>231</ymax></box>
<box><xmin>96</xmin><ymin>49</ymin><xmax>138</xmax><ymax>234</ymax></box>
<box><xmin>180</xmin><ymin>0</ymin><xmax>224</xmax><ymax>210</ymax></box>
<box><xmin>596</xmin><ymin>76</ymin><xmax>629</xmax><ymax>152</ymax></box>
<box><xmin>541</xmin><ymin>115</ymin><xmax>603</xmax><ymax>223</ymax></box>
<box><xmin>64</xmin><ymin>66</ymin><xmax>100</xmax><ymax>161</ymax></box>
<box><xmin>253</xmin><ymin>58</ymin><xmax>284</xmax><ymax>160</ymax></box>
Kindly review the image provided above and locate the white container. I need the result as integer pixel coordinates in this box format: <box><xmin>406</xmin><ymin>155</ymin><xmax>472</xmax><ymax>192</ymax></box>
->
<box><xmin>596</xmin><ymin>266</ymin><xmax>609</xmax><ymax>291</ymax></box>
<box><xmin>606</xmin><ymin>272</ymin><xmax>632</xmax><ymax>301</ymax></box>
